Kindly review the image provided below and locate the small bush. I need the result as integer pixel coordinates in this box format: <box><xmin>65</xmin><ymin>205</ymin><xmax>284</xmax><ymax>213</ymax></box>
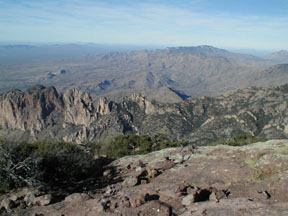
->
<box><xmin>0</xmin><ymin>140</ymin><xmax>101</xmax><ymax>192</ymax></box>
<box><xmin>213</xmin><ymin>134</ymin><xmax>267</xmax><ymax>146</ymax></box>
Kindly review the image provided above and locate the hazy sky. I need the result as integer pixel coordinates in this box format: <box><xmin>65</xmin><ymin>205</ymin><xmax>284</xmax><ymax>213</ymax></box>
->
<box><xmin>0</xmin><ymin>0</ymin><xmax>287</xmax><ymax>50</ymax></box>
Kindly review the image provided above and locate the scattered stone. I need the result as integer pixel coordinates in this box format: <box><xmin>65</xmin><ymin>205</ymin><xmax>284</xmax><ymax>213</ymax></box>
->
<box><xmin>137</xmin><ymin>160</ymin><xmax>146</xmax><ymax>168</ymax></box>
<box><xmin>24</xmin><ymin>193</ymin><xmax>36</xmax><ymax>206</ymax></box>
<box><xmin>122</xmin><ymin>176</ymin><xmax>139</xmax><ymax>187</ymax></box>
<box><xmin>140</xmin><ymin>179</ymin><xmax>149</xmax><ymax>184</ymax></box>
<box><xmin>153</xmin><ymin>160</ymin><xmax>175</xmax><ymax>171</ymax></box>
<box><xmin>146</xmin><ymin>167</ymin><xmax>159</xmax><ymax>179</ymax></box>
<box><xmin>121</xmin><ymin>197</ymin><xmax>131</xmax><ymax>208</ymax></box>
<box><xmin>103</xmin><ymin>169</ymin><xmax>112</xmax><ymax>177</ymax></box>
<box><xmin>64</xmin><ymin>193</ymin><xmax>90</xmax><ymax>202</ymax></box>
<box><xmin>175</xmin><ymin>183</ymin><xmax>194</xmax><ymax>196</ymax></box>
<box><xmin>35</xmin><ymin>194</ymin><xmax>52</xmax><ymax>206</ymax></box>
<box><xmin>209</xmin><ymin>191</ymin><xmax>218</xmax><ymax>201</ymax></box>
<box><xmin>109</xmin><ymin>200</ymin><xmax>118</xmax><ymax>212</ymax></box>
<box><xmin>136</xmin><ymin>166</ymin><xmax>144</xmax><ymax>172</ymax></box>
<box><xmin>104</xmin><ymin>185</ymin><xmax>117</xmax><ymax>195</ymax></box>
<box><xmin>129</xmin><ymin>194</ymin><xmax>145</xmax><ymax>208</ymax></box>
<box><xmin>137</xmin><ymin>200</ymin><xmax>172</xmax><ymax>216</ymax></box>
<box><xmin>9</xmin><ymin>195</ymin><xmax>19</xmax><ymax>202</ymax></box>
<box><xmin>181</xmin><ymin>194</ymin><xmax>195</xmax><ymax>206</ymax></box>
<box><xmin>1</xmin><ymin>198</ymin><xmax>15</xmax><ymax>210</ymax></box>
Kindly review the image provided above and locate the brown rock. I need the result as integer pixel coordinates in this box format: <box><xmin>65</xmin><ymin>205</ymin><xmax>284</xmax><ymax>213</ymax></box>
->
<box><xmin>146</xmin><ymin>167</ymin><xmax>159</xmax><ymax>179</ymax></box>
<box><xmin>121</xmin><ymin>197</ymin><xmax>131</xmax><ymax>208</ymax></box>
<box><xmin>122</xmin><ymin>176</ymin><xmax>139</xmax><ymax>187</ymax></box>
<box><xmin>129</xmin><ymin>194</ymin><xmax>145</xmax><ymax>208</ymax></box>
<box><xmin>181</xmin><ymin>194</ymin><xmax>195</xmax><ymax>206</ymax></box>
<box><xmin>103</xmin><ymin>169</ymin><xmax>112</xmax><ymax>177</ymax></box>
<box><xmin>35</xmin><ymin>194</ymin><xmax>52</xmax><ymax>206</ymax></box>
<box><xmin>1</xmin><ymin>198</ymin><xmax>14</xmax><ymax>210</ymax></box>
<box><xmin>137</xmin><ymin>201</ymin><xmax>172</xmax><ymax>216</ymax></box>
<box><xmin>64</xmin><ymin>193</ymin><xmax>90</xmax><ymax>202</ymax></box>
<box><xmin>9</xmin><ymin>195</ymin><xmax>19</xmax><ymax>202</ymax></box>
<box><xmin>153</xmin><ymin>160</ymin><xmax>175</xmax><ymax>171</ymax></box>
<box><xmin>209</xmin><ymin>192</ymin><xmax>217</xmax><ymax>201</ymax></box>
<box><xmin>24</xmin><ymin>192</ymin><xmax>36</xmax><ymax>206</ymax></box>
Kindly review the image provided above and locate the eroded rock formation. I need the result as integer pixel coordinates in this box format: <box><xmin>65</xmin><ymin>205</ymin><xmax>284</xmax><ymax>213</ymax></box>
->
<box><xmin>1</xmin><ymin>84</ymin><xmax>288</xmax><ymax>144</ymax></box>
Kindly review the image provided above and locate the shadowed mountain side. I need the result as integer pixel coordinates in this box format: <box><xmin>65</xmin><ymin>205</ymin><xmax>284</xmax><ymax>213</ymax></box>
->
<box><xmin>1</xmin><ymin>84</ymin><xmax>288</xmax><ymax>145</ymax></box>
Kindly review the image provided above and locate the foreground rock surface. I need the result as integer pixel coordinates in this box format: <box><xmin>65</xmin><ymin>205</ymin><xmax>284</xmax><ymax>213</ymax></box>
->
<box><xmin>1</xmin><ymin>139</ymin><xmax>288</xmax><ymax>215</ymax></box>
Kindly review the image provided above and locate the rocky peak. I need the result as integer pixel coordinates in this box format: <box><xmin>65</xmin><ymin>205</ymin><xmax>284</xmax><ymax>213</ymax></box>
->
<box><xmin>63</xmin><ymin>88</ymin><xmax>96</xmax><ymax>126</ymax></box>
<box><xmin>127</xmin><ymin>93</ymin><xmax>157</xmax><ymax>115</ymax></box>
<box><xmin>0</xmin><ymin>85</ymin><xmax>61</xmax><ymax>133</ymax></box>
<box><xmin>96</xmin><ymin>97</ymin><xmax>112</xmax><ymax>115</ymax></box>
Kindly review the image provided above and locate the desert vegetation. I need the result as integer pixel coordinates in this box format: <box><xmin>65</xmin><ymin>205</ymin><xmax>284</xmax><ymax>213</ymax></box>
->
<box><xmin>90</xmin><ymin>134</ymin><xmax>189</xmax><ymax>158</ymax></box>
<box><xmin>212</xmin><ymin>134</ymin><xmax>267</xmax><ymax>146</ymax></box>
<box><xmin>0</xmin><ymin>140</ymin><xmax>101</xmax><ymax>194</ymax></box>
<box><xmin>0</xmin><ymin>134</ymin><xmax>187</xmax><ymax>193</ymax></box>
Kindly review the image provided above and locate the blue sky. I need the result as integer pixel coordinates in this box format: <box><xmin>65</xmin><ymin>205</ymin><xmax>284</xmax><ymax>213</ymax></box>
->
<box><xmin>0</xmin><ymin>0</ymin><xmax>287</xmax><ymax>50</ymax></box>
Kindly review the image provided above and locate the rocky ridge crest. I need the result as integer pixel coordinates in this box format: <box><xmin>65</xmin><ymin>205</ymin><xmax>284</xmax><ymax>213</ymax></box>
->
<box><xmin>1</xmin><ymin>84</ymin><xmax>288</xmax><ymax>144</ymax></box>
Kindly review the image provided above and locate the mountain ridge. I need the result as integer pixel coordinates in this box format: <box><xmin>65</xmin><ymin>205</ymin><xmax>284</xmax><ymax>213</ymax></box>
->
<box><xmin>1</xmin><ymin>44</ymin><xmax>288</xmax><ymax>100</ymax></box>
<box><xmin>1</xmin><ymin>84</ymin><xmax>288</xmax><ymax>145</ymax></box>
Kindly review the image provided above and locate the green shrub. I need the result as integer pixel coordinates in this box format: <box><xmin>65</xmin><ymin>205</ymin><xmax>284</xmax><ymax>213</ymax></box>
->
<box><xmin>212</xmin><ymin>134</ymin><xmax>267</xmax><ymax>146</ymax></box>
<box><xmin>104</xmin><ymin>134</ymin><xmax>188</xmax><ymax>158</ymax></box>
<box><xmin>0</xmin><ymin>140</ymin><xmax>101</xmax><ymax>192</ymax></box>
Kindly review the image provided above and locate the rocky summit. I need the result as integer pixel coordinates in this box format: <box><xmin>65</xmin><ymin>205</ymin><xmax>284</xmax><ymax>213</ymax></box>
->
<box><xmin>1</xmin><ymin>139</ymin><xmax>288</xmax><ymax>215</ymax></box>
<box><xmin>2</xmin><ymin>84</ymin><xmax>288</xmax><ymax>144</ymax></box>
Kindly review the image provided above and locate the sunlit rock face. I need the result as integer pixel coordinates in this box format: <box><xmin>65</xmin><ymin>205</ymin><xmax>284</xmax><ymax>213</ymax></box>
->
<box><xmin>0</xmin><ymin>85</ymin><xmax>62</xmax><ymax>133</ymax></box>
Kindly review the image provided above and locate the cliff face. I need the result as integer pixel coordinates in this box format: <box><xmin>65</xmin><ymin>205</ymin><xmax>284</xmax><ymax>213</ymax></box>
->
<box><xmin>63</xmin><ymin>88</ymin><xmax>96</xmax><ymax>126</ymax></box>
<box><xmin>0</xmin><ymin>85</ymin><xmax>62</xmax><ymax>134</ymax></box>
<box><xmin>1</xmin><ymin>84</ymin><xmax>288</xmax><ymax>144</ymax></box>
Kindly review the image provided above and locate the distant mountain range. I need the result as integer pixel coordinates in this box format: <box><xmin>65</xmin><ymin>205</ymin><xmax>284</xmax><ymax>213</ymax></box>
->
<box><xmin>0</xmin><ymin>44</ymin><xmax>288</xmax><ymax>101</ymax></box>
<box><xmin>264</xmin><ymin>50</ymin><xmax>288</xmax><ymax>63</ymax></box>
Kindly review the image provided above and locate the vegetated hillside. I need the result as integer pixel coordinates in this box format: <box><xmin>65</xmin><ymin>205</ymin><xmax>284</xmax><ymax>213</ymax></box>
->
<box><xmin>1</xmin><ymin>84</ymin><xmax>288</xmax><ymax>145</ymax></box>
<box><xmin>1</xmin><ymin>44</ymin><xmax>288</xmax><ymax>100</ymax></box>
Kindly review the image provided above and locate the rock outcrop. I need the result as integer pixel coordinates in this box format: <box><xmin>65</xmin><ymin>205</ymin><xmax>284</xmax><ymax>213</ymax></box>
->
<box><xmin>0</xmin><ymin>85</ymin><xmax>62</xmax><ymax>134</ymax></box>
<box><xmin>63</xmin><ymin>88</ymin><xmax>96</xmax><ymax>126</ymax></box>
<box><xmin>2</xmin><ymin>139</ymin><xmax>288</xmax><ymax>215</ymax></box>
<box><xmin>2</xmin><ymin>84</ymin><xmax>288</xmax><ymax>144</ymax></box>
